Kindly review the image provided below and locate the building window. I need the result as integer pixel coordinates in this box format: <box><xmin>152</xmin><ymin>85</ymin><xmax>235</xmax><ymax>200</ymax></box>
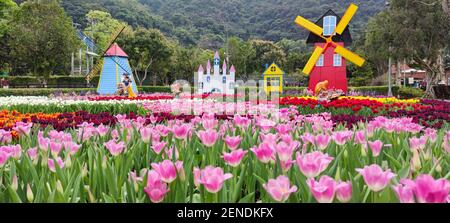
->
<box><xmin>333</xmin><ymin>54</ymin><xmax>342</xmax><ymax>66</ymax></box>
<box><xmin>323</xmin><ymin>16</ymin><xmax>337</xmax><ymax>36</ymax></box>
<box><xmin>222</xmin><ymin>76</ymin><xmax>227</xmax><ymax>84</ymax></box>
<box><xmin>206</xmin><ymin>76</ymin><xmax>210</xmax><ymax>83</ymax></box>
<box><xmin>316</xmin><ymin>55</ymin><xmax>324</xmax><ymax>67</ymax></box>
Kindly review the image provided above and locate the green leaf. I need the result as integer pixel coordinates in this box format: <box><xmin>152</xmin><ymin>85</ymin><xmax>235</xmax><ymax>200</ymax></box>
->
<box><xmin>238</xmin><ymin>192</ymin><xmax>255</xmax><ymax>203</ymax></box>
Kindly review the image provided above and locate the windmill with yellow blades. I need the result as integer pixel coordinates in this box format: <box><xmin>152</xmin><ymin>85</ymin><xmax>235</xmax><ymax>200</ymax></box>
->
<box><xmin>295</xmin><ymin>3</ymin><xmax>365</xmax><ymax>93</ymax></box>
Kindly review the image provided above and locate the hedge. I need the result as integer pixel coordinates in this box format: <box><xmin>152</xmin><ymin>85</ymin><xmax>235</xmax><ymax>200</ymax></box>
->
<box><xmin>0</xmin><ymin>88</ymin><xmax>95</xmax><ymax>96</ymax></box>
<box><xmin>4</xmin><ymin>76</ymin><xmax>99</xmax><ymax>87</ymax></box>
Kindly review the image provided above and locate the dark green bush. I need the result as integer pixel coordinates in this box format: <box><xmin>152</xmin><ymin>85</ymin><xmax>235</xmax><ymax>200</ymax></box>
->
<box><xmin>349</xmin><ymin>86</ymin><xmax>400</xmax><ymax>96</ymax></box>
<box><xmin>5</xmin><ymin>75</ymin><xmax>99</xmax><ymax>87</ymax></box>
<box><xmin>6</xmin><ymin>76</ymin><xmax>42</xmax><ymax>86</ymax></box>
<box><xmin>0</xmin><ymin>88</ymin><xmax>96</xmax><ymax>96</ymax></box>
<box><xmin>397</xmin><ymin>87</ymin><xmax>424</xmax><ymax>99</ymax></box>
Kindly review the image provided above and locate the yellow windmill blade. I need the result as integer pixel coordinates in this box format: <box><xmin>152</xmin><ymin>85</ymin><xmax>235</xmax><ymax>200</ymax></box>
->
<box><xmin>295</xmin><ymin>16</ymin><xmax>324</xmax><ymax>37</ymax></box>
<box><xmin>335</xmin><ymin>45</ymin><xmax>365</xmax><ymax>67</ymax></box>
<box><xmin>334</xmin><ymin>3</ymin><xmax>358</xmax><ymax>35</ymax></box>
<box><xmin>303</xmin><ymin>46</ymin><xmax>325</xmax><ymax>75</ymax></box>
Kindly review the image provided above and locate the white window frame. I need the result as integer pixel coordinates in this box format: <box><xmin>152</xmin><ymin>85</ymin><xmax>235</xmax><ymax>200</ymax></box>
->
<box><xmin>316</xmin><ymin>55</ymin><xmax>324</xmax><ymax>67</ymax></box>
<box><xmin>323</xmin><ymin>16</ymin><xmax>337</xmax><ymax>36</ymax></box>
<box><xmin>333</xmin><ymin>54</ymin><xmax>342</xmax><ymax>67</ymax></box>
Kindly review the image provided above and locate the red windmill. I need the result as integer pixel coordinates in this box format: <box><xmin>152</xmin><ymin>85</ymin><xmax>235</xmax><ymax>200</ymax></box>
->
<box><xmin>295</xmin><ymin>4</ymin><xmax>365</xmax><ymax>93</ymax></box>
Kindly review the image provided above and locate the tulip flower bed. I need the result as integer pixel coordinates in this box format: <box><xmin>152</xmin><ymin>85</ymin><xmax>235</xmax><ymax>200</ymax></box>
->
<box><xmin>280</xmin><ymin>96</ymin><xmax>426</xmax><ymax>116</ymax></box>
<box><xmin>0</xmin><ymin>96</ymin><xmax>148</xmax><ymax>115</ymax></box>
<box><xmin>0</xmin><ymin>103</ymin><xmax>448</xmax><ymax>203</ymax></box>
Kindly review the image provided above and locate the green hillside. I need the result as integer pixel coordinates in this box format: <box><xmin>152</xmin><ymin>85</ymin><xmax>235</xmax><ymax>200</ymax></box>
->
<box><xmin>61</xmin><ymin>0</ymin><xmax>386</xmax><ymax>45</ymax></box>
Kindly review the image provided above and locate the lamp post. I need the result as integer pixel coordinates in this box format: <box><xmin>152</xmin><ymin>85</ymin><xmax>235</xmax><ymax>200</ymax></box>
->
<box><xmin>386</xmin><ymin>1</ymin><xmax>393</xmax><ymax>97</ymax></box>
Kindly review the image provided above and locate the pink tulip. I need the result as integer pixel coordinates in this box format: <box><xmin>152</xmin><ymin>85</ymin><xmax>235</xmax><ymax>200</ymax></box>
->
<box><xmin>307</xmin><ymin>175</ymin><xmax>336</xmax><ymax>203</ymax></box>
<box><xmin>50</xmin><ymin>142</ymin><xmax>63</xmax><ymax>157</ymax></box>
<box><xmin>409</xmin><ymin>136</ymin><xmax>427</xmax><ymax>150</ymax></box>
<box><xmin>301</xmin><ymin>133</ymin><xmax>315</xmax><ymax>145</ymax></box>
<box><xmin>356</xmin><ymin>164</ymin><xmax>396</xmax><ymax>192</ymax></box>
<box><xmin>275</xmin><ymin>124</ymin><xmax>292</xmax><ymax>135</ymax></box>
<box><xmin>12</xmin><ymin>122</ymin><xmax>32</xmax><ymax>136</ymax></box>
<box><xmin>140</xmin><ymin>127</ymin><xmax>153</xmax><ymax>144</ymax></box>
<box><xmin>105</xmin><ymin>140</ymin><xmax>125</xmax><ymax>156</ymax></box>
<box><xmin>223</xmin><ymin>149</ymin><xmax>248</xmax><ymax>167</ymax></box>
<box><xmin>193</xmin><ymin>166</ymin><xmax>233</xmax><ymax>193</ymax></box>
<box><xmin>202</xmin><ymin>118</ymin><xmax>218</xmax><ymax>130</ymax></box>
<box><xmin>315</xmin><ymin>134</ymin><xmax>331</xmax><ymax>150</ymax></box>
<box><xmin>424</xmin><ymin>128</ymin><xmax>437</xmax><ymax>143</ymax></box>
<box><xmin>354</xmin><ymin>130</ymin><xmax>366</xmax><ymax>145</ymax></box>
<box><xmin>151</xmin><ymin>141</ymin><xmax>167</xmax><ymax>155</ymax></box>
<box><xmin>408</xmin><ymin>174</ymin><xmax>450</xmax><ymax>203</ymax></box>
<box><xmin>234</xmin><ymin>115</ymin><xmax>250</xmax><ymax>128</ymax></box>
<box><xmin>164</xmin><ymin>146</ymin><xmax>179</xmax><ymax>160</ymax></box>
<box><xmin>258</xmin><ymin>119</ymin><xmax>276</xmax><ymax>133</ymax></box>
<box><xmin>251</xmin><ymin>142</ymin><xmax>275</xmax><ymax>164</ymax></box>
<box><xmin>368</xmin><ymin>140</ymin><xmax>383</xmax><ymax>157</ymax></box>
<box><xmin>0</xmin><ymin>150</ymin><xmax>8</xmax><ymax>166</ymax></box>
<box><xmin>172</xmin><ymin>124</ymin><xmax>190</xmax><ymax>140</ymax></box>
<box><xmin>27</xmin><ymin>148</ymin><xmax>38</xmax><ymax>161</ymax></box>
<box><xmin>64</xmin><ymin>142</ymin><xmax>81</xmax><ymax>155</ymax></box>
<box><xmin>336</xmin><ymin>181</ymin><xmax>352</xmax><ymax>203</ymax></box>
<box><xmin>0</xmin><ymin>129</ymin><xmax>12</xmax><ymax>144</ymax></box>
<box><xmin>280</xmin><ymin>134</ymin><xmax>293</xmax><ymax>144</ymax></box>
<box><xmin>151</xmin><ymin>160</ymin><xmax>177</xmax><ymax>183</ymax></box>
<box><xmin>392</xmin><ymin>183</ymin><xmax>415</xmax><ymax>203</ymax></box>
<box><xmin>96</xmin><ymin>124</ymin><xmax>109</xmax><ymax>137</ymax></box>
<box><xmin>155</xmin><ymin>124</ymin><xmax>170</xmax><ymax>137</ymax></box>
<box><xmin>224</xmin><ymin>136</ymin><xmax>242</xmax><ymax>150</ymax></box>
<box><xmin>144</xmin><ymin>170</ymin><xmax>169</xmax><ymax>203</ymax></box>
<box><xmin>1</xmin><ymin>145</ymin><xmax>21</xmax><ymax>159</ymax></box>
<box><xmin>48</xmin><ymin>157</ymin><xmax>65</xmax><ymax>172</ymax></box>
<box><xmin>275</xmin><ymin>141</ymin><xmax>296</xmax><ymax>162</ymax></box>
<box><xmin>38</xmin><ymin>136</ymin><xmax>50</xmax><ymax>151</ymax></box>
<box><xmin>175</xmin><ymin>161</ymin><xmax>185</xmax><ymax>182</ymax></box>
<box><xmin>332</xmin><ymin>131</ymin><xmax>353</xmax><ymax>146</ymax></box>
<box><xmin>296</xmin><ymin>151</ymin><xmax>333</xmax><ymax>178</ymax></box>
<box><xmin>111</xmin><ymin>129</ymin><xmax>119</xmax><ymax>139</ymax></box>
<box><xmin>197</xmin><ymin>130</ymin><xmax>219</xmax><ymax>147</ymax></box>
<box><xmin>263</xmin><ymin>175</ymin><xmax>297</xmax><ymax>202</ymax></box>
<box><xmin>260</xmin><ymin>133</ymin><xmax>278</xmax><ymax>145</ymax></box>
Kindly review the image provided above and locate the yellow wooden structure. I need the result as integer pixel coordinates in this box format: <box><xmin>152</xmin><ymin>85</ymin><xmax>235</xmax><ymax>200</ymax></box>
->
<box><xmin>263</xmin><ymin>63</ymin><xmax>284</xmax><ymax>94</ymax></box>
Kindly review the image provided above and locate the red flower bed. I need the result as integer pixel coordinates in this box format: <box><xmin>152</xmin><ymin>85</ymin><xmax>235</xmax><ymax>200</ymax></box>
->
<box><xmin>280</xmin><ymin>97</ymin><xmax>429</xmax><ymax>114</ymax></box>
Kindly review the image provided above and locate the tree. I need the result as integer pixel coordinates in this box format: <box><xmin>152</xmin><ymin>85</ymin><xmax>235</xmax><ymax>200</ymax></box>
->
<box><xmin>364</xmin><ymin>11</ymin><xmax>390</xmax><ymax>77</ymax></box>
<box><xmin>118</xmin><ymin>28</ymin><xmax>173</xmax><ymax>86</ymax></box>
<box><xmin>84</xmin><ymin>10</ymin><xmax>127</xmax><ymax>52</ymax></box>
<box><xmin>387</xmin><ymin>0</ymin><xmax>450</xmax><ymax>98</ymax></box>
<box><xmin>7</xmin><ymin>0</ymin><xmax>79</xmax><ymax>76</ymax></box>
<box><xmin>223</xmin><ymin>37</ymin><xmax>256</xmax><ymax>80</ymax></box>
<box><xmin>0</xmin><ymin>0</ymin><xmax>18</xmax><ymax>70</ymax></box>
<box><xmin>0</xmin><ymin>0</ymin><xmax>17</xmax><ymax>38</ymax></box>
<box><xmin>249</xmin><ymin>40</ymin><xmax>286</xmax><ymax>75</ymax></box>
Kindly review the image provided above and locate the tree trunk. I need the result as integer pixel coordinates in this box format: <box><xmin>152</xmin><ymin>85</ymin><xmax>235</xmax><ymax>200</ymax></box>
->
<box><xmin>443</xmin><ymin>0</ymin><xmax>450</xmax><ymax>17</ymax></box>
<box><xmin>140</xmin><ymin>63</ymin><xmax>151</xmax><ymax>86</ymax></box>
<box><xmin>421</xmin><ymin>52</ymin><xmax>445</xmax><ymax>99</ymax></box>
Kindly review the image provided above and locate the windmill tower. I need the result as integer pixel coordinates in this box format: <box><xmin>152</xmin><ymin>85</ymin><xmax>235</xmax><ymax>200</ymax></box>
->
<box><xmin>97</xmin><ymin>43</ymin><xmax>138</xmax><ymax>95</ymax></box>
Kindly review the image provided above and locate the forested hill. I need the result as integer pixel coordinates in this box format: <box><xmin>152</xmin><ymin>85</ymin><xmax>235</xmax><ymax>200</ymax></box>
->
<box><xmin>61</xmin><ymin>0</ymin><xmax>386</xmax><ymax>45</ymax></box>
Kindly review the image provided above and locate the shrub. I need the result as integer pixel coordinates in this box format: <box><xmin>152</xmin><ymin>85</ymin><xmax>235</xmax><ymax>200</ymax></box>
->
<box><xmin>397</xmin><ymin>87</ymin><xmax>424</xmax><ymax>99</ymax></box>
<box><xmin>0</xmin><ymin>88</ymin><xmax>96</xmax><ymax>96</ymax></box>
